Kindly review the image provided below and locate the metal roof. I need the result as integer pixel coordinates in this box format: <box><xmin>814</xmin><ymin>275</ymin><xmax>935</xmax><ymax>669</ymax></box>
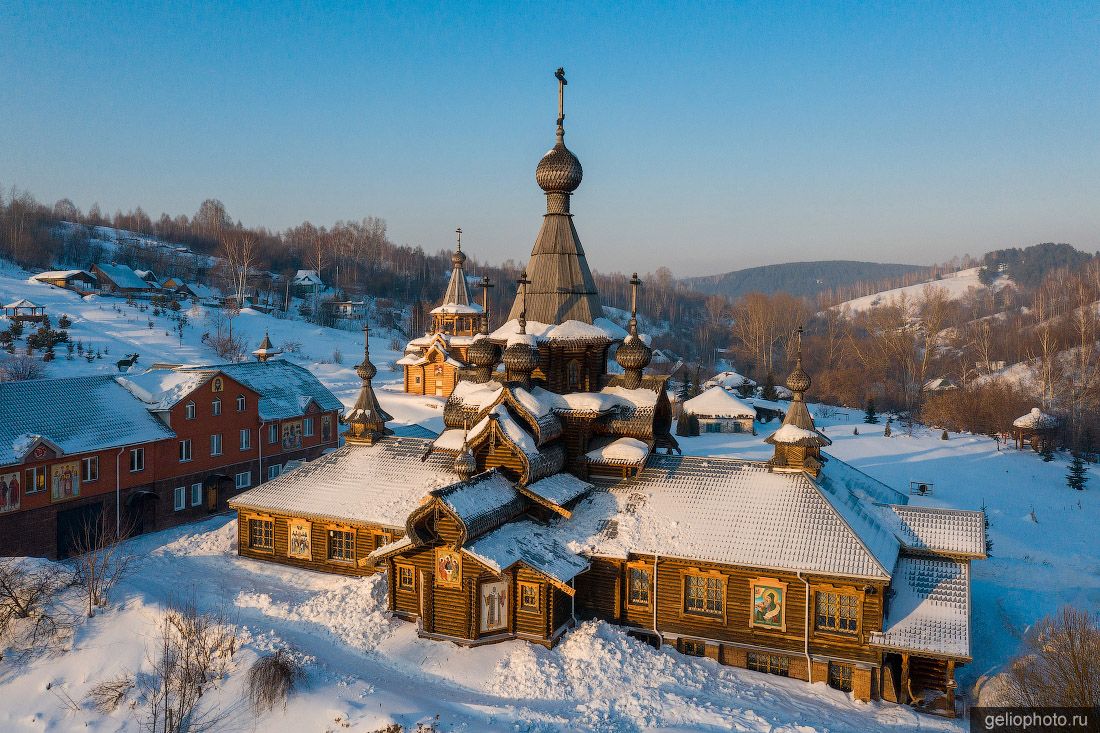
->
<box><xmin>888</xmin><ymin>505</ymin><xmax>986</xmax><ymax>558</ymax></box>
<box><xmin>870</xmin><ymin>555</ymin><xmax>971</xmax><ymax>658</ymax></box>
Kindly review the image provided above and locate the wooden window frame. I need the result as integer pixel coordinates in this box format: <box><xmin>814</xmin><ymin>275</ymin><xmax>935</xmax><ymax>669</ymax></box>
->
<box><xmin>812</xmin><ymin>583</ymin><xmax>864</xmax><ymax>638</ymax></box>
<box><xmin>396</xmin><ymin>563</ymin><xmax>416</xmax><ymax>591</ymax></box>
<box><xmin>746</xmin><ymin>651</ymin><xmax>790</xmax><ymax>677</ymax></box>
<box><xmin>518</xmin><ymin>581</ymin><xmax>541</xmax><ymax>614</ymax></box>
<box><xmin>679</xmin><ymin>638</ymin><xmax>706</xmax><ymax>657</ymax></box>
<box><xmin>248</xmin><ymin>516</ymin><xmax>274</xmax><ymax>553</ymax></box>
<box><xmin>626</xmin><ymin>561</ymin><xmax>652</xmax><ymax>608</ymax></box>
<box><xmin>828</xmin><ymin>661</ymin><xmax>854</xmax><ymax>692</ymax></box>
<box><xmin>681</xmin><ymin>568</ymin><xmax>727</xmax><ymax>621</ymax></box>
<box><xmin>748</xmin><ymin>576</ymin><xmax>789</xmax><ymax>633</ymax></box>
<box><xmin>326</xmin><ymin>525</ymin><xmax>356</xmax><ymax>564</ymax></box>
<box><xmin>303</xmin><ymin>417</ymin><xmax>314</xmax><ymax>437</ymax></box>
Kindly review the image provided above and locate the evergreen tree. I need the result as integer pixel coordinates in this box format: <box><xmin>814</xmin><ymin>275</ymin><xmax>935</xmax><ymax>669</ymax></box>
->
<box><xmin>883</xmin><ymin>420</ymin><xmax>892</xmax><ymax>437</ymax></box>
<box><xmin>941</xmin><ymin>429</ymin><xmax>949</xmax><ymax>440</ymax></box>
<box><xmin>853</xmin><ymin>426</ymin><xmax>859</xmax><ymax>435</ymax></box>
<box><xmin>1040</xmin><ymin>441</ymin><xmax>1054</xmax><ymax>462</ymax></box>
<box><xmin>863</xmin><ymin>397</ymin><xmax>879</xmax><ymax>424</ymax></box>
<box><xmin>979</xmin><ymin>499</ymin><xmax>993</xmax><ymax>556</ymax></box>
<box><xmin>736</xmin><ymin>380</ymin><xmax>754</xmax><ymax>399</ymax></box>
<box><xmin>761</xmin><ymin>373</ymin><xmax>779</xmax><ymax>402</ymax></box>
<box><xmin>1066</xmin><ymin>452</ymin><xmax>1089</xmax><ymax>490</ymax></box>
<box><xmin>691</xmin><ymin>367</ymin><xmax>703</xmax><ymax>398</ymax></box>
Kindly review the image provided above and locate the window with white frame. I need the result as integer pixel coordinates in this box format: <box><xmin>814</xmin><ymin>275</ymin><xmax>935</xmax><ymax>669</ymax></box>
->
<box><xmin>303</xmin><ymin>418</ymin><xmax>314</xmax><ymax>437</ymax></box>
<box><xmin>129</xmin><ymin>447</ymin><xmax>145</xmax><ymax>472</ymax></box>
<box><xmin>81</xmin><ymin>456</ymin><xmax>99</xmax><ymax>483</ymax></box>
<box><xmin>268</xmin><ymin>424</ymin><xmax>278</xmax><ymax>444</ymax></box>
<box><xmin>210</xmin><ymin>434</ymin><xmax>223</xmax><ymax>456</ymax></box>
<box><xmin>25</xmin><ymin>466</ymin><xmax>46</xmax><ymax>493</ymax></box>
<box><xmin>267</xmin><ymin>464</ymin><xmax>281</xmax><ymax>480</ymax></box>
<box><xmin>185</xmin><ymin>401</ymin><xmax>196</xmax><ymax>419</ymax></box>
<box><xmin>236</xmin><ymin>395</ymin><xmax>245</xmax><ymax>412</ymax></box>
<box><xmin>179</xmin><ymin>439</ymin><xmax>192</xmax><ymax>462</ymax></box>
<box><xmin>212</xmin><ymin>398</ymin><xmax>221</xmax><ymax>416</ymax></box>
<box><xmin>239</xmin><ymin>429</ymin><xmax>251</xmax><ymax>450</ymax></box>
<box><xmin>191</xmin><ymin>483</ymin><xmax>203</xmax><ymax>507</ymax></box>
<box><xmin>235</xmin><ymin>471</ymin><xmax>251</xmax><ymax>489</ymax></box>
<box><xmin>173</xmin><ymin>486</ymin><xmax>186</xmax><ymax>511</ymax></box>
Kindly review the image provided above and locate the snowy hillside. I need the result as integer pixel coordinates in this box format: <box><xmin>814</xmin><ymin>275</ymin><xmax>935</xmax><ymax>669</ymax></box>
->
<box><xmin>836</xmin><ymin>267</ymin><xmax>1006</xmax><ymax>313</ymax></box>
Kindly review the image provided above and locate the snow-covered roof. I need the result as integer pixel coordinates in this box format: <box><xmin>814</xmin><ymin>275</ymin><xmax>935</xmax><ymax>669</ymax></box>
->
<box><xmin>751</xmin><ymin>398</ymin><xmax>787</xmax><ymax>412</ymax></box>
<box><xmin>870</xmin><ymin>556</ymin><xmax>971</xmax><ymax>658</ymax></box>
<box><xmin>2</xmin><ymin>298</ymin><xmax>40</xmax><ymax>309</ymax></box>
<box><xmin>94</xmin><ymin>263</ymin><xmax>150</xmax><ymax>290</ymax></box>
<box><xmin>887</xmin><ymin>506</ymin><xmax>986</xmax><ymax>558</ymax></box>
<box><xmin>430</xmin><ymin>303</ymin><xmax>483</xmax><ymax>315</ymax></box>
<box><xmin>705</xmin><ymin>370</ymin><xmax>755</xmax><ymax>389</ymax></box>
<box><xmin>817</xmin><ymin>454</ymin><xmax>908</xmax><ymax>506</ymax></box>
<box><xmin>292</xmin><ymin>269</ymin><xmax>323</xmax><ymax>285</ymax></box>
<box><xmin>434</xmin><ymin>471</ymin><xmax>526</xmax><ymax>538</ymax></box>
<box><xmin>683</xmin><ymin>386</ymin><xmax>756</xmax><ymax>419</ymax></box>
<box><xmin>229</xmin><ymin>439</ymin><xmax>457</xmax><ymax>528</ymax></box>
<box><xmin>565</xmin><ymin>454</ymin><xmax>900</xmax><ymax>580</ymax></box>
<box><xmin>586</xmin><ymin>437</ymin><xmax>649</xmax><ymax>465</ymax></box>
<box><xmin>464</xmin><ymin>519</ymin><xmax>590</xmax><ymax>590</ymax></box>
<box><xmin>451</xmin><ymin>380</ymin><xmax>504</xmax><ymax>410</ymax></box>
<box><xmin>116</xmin><ymin>370</ymin><xmax>210</xmax><ymax>410</ymax></box>
<box><xmin>489</xmin><ymin>318</ymin><xmax>627</xmax><ymax>343</ymax></box>
<box><xmin>0</xmin><ymin>375</ymin><xmax>176</xmax><ymax>466</ymax></box>
<box><xmin>32</xmin><ymin>270</ymin><xmax>96</xmax><ymax>282</ymax></box>
<box><xmin>183</xmin><ymin>361</ymin><xmax>344</xmax><ymax>421</ymax></box>
<box><xmin>178</xmin><ymin>282</ymin><xmax>215</xmax><ymax>299</ymax></box>
<box><xmin>523</xmin><ymin>473</ymin><xmax>593</xmax><ymax>508</ymax></box>
<box><xmin>767</xmin><ymin>423</ymin><xmax>830</xmax><ymax>446</ymax></box>
<box><xmin>1013</xmin><ymin>407</ymin><xmax>1059</xmax><ymax>430</ymax></box>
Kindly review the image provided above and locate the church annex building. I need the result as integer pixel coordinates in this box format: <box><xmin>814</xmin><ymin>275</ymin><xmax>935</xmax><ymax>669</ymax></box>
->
<box><xmin>229</xmin><ymin>70</ymin><xmax>984</xmax><ymax>716</ymax></box>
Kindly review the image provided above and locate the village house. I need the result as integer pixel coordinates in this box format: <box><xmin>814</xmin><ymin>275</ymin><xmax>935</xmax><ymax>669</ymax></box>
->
<box><xmin>681</xmin><ymin>386</ymin><xmax>757</xmax><ymax>434</ymax></box>
<box><xmin>31</xmin><ymin>270</ymin><xmax>99</xmax><ymax>294</ymax></box>
<box><xmin>91</xmin><ymin>263</ymin><xmax>153</xmax><ymax>295</ymax></box>
<box><xmin>228</xmin><ymin>70</ymin><xmax>984</xmax><ymax>716</ymax></box>
<box><xmin>0</xmin><ymin>358</ymin><xmax>341</xmax><ymax>560</ymax></box>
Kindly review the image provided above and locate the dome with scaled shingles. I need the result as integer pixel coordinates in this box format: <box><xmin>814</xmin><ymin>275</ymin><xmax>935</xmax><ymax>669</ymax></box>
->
<box><xmin>453</xmin><ymin>440</ymin><xmax>477</xmax><ymax>479</ymax></box>
<box><xmin>467</xmin><ymin>335</ymin><xmax>500</xmax><ymax>368</ymax></box>
<box><xmin>616</xmin><ymin>334</ymin><xmax>651</xmax><ymax>372</ymax></box>
<box><xmin>536</xmin><ymin>137</ymin><xmax>583</xmax><ymax>193</ymax></box>
<box><xmin>786</xmin><ymin>360</ymin><xmax>810</xmax><ymax>394</ymax></box>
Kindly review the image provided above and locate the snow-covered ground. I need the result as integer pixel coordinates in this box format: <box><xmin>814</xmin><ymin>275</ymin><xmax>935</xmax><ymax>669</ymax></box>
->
<box><xmin>2</xmin><ymin>262</ymin><xmax>1098</xmax><ymax>731</ymax></box>
<box><xmin>835</xmin><ymin>267</ymin><xmax>1004</xmax><ymax>313</ymax></box>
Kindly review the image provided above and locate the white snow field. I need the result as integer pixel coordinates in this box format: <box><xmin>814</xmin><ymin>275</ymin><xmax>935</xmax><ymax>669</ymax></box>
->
<box><xmin>2</xmin><ymin>264</ymin><xmax>1098</xmax><ymax>731</ymax></box>
<box><xmin>834</xmin><ymin>267</ymin><xmax>1007</xmax><ymax>313</ymax></box>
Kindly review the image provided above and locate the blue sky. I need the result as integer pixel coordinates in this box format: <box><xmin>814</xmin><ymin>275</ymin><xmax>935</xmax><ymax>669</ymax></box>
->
<box><xmin>2</xmin><ymin>1</ymin><xmax>1098</xmax><ymax>276</ymax></box>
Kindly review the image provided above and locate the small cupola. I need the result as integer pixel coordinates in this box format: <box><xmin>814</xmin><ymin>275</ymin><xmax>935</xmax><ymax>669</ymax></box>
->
<box><xmin>765</xmin><ymin>326</ymin><xmax>831</xmax><ymax>476</ymax></box>
<box><xmin>615</xmin><ymin>273</ymin><xmax>652</xmax><ymax>389</ymax></box>
<box><xmin>345</xmin><ymin>324</ymin><xmax>393</xmax><ymax>445</ymax></box>
<box><xmin>502</xmin><ymin>272</ymin><xmax>540</xmax><ymax>387</ymax></box>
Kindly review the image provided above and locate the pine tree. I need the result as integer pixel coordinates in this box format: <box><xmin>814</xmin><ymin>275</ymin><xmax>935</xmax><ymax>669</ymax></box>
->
<box><xmin>1066</xmin><ymin>452</ymin><xmax>1088</xmax><ymax>490</ymax></box>
<box><xmin>863</xmin><ymin>397</ymin><xmax>879</xmax><ymax>424</ymax></box>
<box><xmin>941</xmin><ymin>429</ymin><xmax>949</xmax><ymax>440</ymax></box>
<box><xmin>1040</xmin><ymin>441</ymin><xmax>1055</xmax><ymax>462</ymax></box>
<box><xmin>762</xmin><ymin>373</ymin><xmax>779</xmax><ymax>401</ymax></box>
<box><xmin>736</xmin><ymin>380</ymin><xmax>754</xmax><ymax>399</ymax></box>
<box><xmin>883</xmin><ymin>420</ymin><xmax>892</xmax><ymax>437</ymax></box>
<box><xmin>853</xmin><ymin>426</ymin><xmax>859</xmax><ymax>435</ymax></box>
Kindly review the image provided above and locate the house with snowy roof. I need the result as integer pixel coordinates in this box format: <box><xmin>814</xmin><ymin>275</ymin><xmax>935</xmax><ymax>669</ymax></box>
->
<box><xmin>31</xmin><ymin>269</ymin><xmax>99</xmax><ymax>293</ymax></box>
<box><xmin>229</xmin><ymin>72</ymin><xmax>983</xmax><ymax>716</ymax></box>
<box><xmin>681</xmin><ymin>386</ymin><xmax>757</xmax><ymax>434</ymax></box>
<box><xmin>91</xmin><ymin>263</ymin><xmax>153</xmax><ymax>294</ymax></box>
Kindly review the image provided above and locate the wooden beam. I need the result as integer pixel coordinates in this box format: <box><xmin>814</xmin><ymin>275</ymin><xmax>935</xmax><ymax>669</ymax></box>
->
<box><xmin>899</xmin><ymin>653</ymin><xmax>910</xmax><ymax>705</ymax></box>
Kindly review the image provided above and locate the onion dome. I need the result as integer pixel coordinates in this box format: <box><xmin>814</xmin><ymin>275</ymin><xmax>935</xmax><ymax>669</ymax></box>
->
<box><xmin>503</xmin><ymin>335</ymin><xmax>540</xmax><ymax>378</ymax></box>
<box><xmin>467</xmin><ymin>335</ymin><xmax>501</xmax><ymax>383</ymax></box>
<box><xmin>616</xmin><ymin>334</ymin><xmax>651</xmax><ymax>372</ymax></box>
<box><xmin>536</xmin><ymin>139</ymin><xmax>583</xmax><ymax>193</ymax></box>
<box><xmin>786</xmin><ymin>359</ymin><xmax>811</xmax><ymax>394</ymax></box>
<box><xmin>453</xmin><ymin>438</ymin><xmax>477</xmax><ymax>480</ymax></box>
<box><xmin>355</xmin><ymin>350</ymin><xmax>377</xmax><ymax>381</ymax></box>
<box><xmin>452</xmin><ymin>248</ymin><xmax>467</xmax><ymax>267</ymax></box>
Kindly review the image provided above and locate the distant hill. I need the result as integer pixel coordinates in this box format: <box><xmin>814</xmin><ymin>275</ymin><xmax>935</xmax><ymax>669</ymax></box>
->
<box><xmin>682</xmin><ymin>260</ymin><xmax>929</xmax><ymax>300</ymax></box>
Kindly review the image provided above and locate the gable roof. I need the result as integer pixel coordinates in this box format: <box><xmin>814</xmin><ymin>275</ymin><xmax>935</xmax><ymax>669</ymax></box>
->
<box><xmin>464</xmin><ymin>519</ymin><xmax>590</xmax><ymax>593</ymax></box>
<box><xmin>565</xmin><ymin>454</ymin><xmax>900</xmax><ymax>580</ymax></box>
<box><xmin>229</xmin><ymin>438</ymin><xmax>457</xmax><ymax>528</ymax></box>
<box><xmin>887</xmin><ymin>505</ymin><xmax>986</xmax><ymax>558</ymax></box>
<box><xmin>0</xmin><ymin>375</ymin><xmax>175</xmax><ymax>465</ymax></box>
<box><xmin>94</xmin><ymin>263</ymin><xmax>150</xmax><ymax>290</ymax></box>
<box><xmin>870</xmin><ymin>555</ymin><xmax>971</xmax><ymax>659</ymax></box>
<box><xmin>3</xmin><ymin>298</ymin><xmax>40</xmax><ymax>309</ymax></box>
<box><xmin>431</xmin><ymin>470</ymin><xmax>528</xmax><ymax>541</ymax></box>
<box><xmin>181</xmin><ymin>360</ymin><xmax>343</xmax><ymax>421</ymax></box>
<box><xmin>683</xmin><ymin>386</ymin><xmax>756</xmax><ymax>418</ymax></box>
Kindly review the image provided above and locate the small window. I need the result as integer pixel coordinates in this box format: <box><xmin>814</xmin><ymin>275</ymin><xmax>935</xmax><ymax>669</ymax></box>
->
<box><xmin>173</xmin><ymin>486</ymin><xmax>186</xmax><ymax>511</ymax></box>
<box><xmin>236</xmin><ymin>395</ymin><xmax>246</xmax><ymax>412</ymax></box>
<box><xmin>190</xmin><ymin>483</ymin><xmax>202</xmax><ymax>507</ymax></box>
<box><xmin>370</xmin><ymin>531</ymin><xmax>392</xmax><ymax>551</ymax></box>
<box><xmin>212</xmin><ymin>377</ymin><xmax>224</xmax><ymax>392</ymax></box>
<box><xmin>628</xmin><ymin>565</ymin><xmax>651</xmax><ymax>607</ymax></box>
<box><xmin>249</xmin><ymin>518</ymin><xmax>274</xmax><ymax>551</ymax></box>
<box><xmin>239</xmin><ymin>429</ymin><xmax>251</xmax><ymax>451</ymax></box>
<box><xmin>303</xmin><ymin>418</ymin><xmax>314</xmax><ymax>437</ymax></box>
<box><xmin>828</xmin><ymin>662</ymin><xmax>854</xmax><ymax>692</ymax></box>
<box><xmin>684</xmin><ymin>572</ymin><xmax>724</xmax><ymax>617</ymax></box>
<box><xmin>81</xmin><ymin>456</ymin><xmax>99</xmax><ymax>483</ymax></box>
<box><xmin>747</xmin><ymin>652</ymin><xmax>789</xmax><ymax>677</ymax></box>
<box><xmin>414</xmin><ymin>375</ymin><xmax>422</xmax><ymax>384</ymax></box>
<box><xmin>211</xmin><ymin>434</ymin><xmax>223</xmax><ymax>456</ymax></box>
<box><xmin>679</xmin><ymin>639</ymin><xmax>706</xmax><ymax>657</ymax></box>
<box><xmin>211</xmin><ymin>398</ymin><xmax>221</xmax><ymax>416</ymax></box>
<box><xmin>815</xmin><ymin>591</ymin><xmax>860</xmax><ymax>634</ymax></box>
<box><xmin>397</xmin><ymin>564</ymin><xmax>415</xmax><ymax>590</ymax></box>
<box><xmin>268</xmin><ymin>424</ymin><xmax>279</xmax><ymax>444</ymax></box>
<box><xmin>179</xmin><ymin>439</ymin><xmax>192</xmax><ymax>462</ymax></box>
<box><xmin>129</xmin><ymin>447</ymin><xmax>145</xmax><ymax>472</ymax></box>
<box><xmin>519</xmin><ymin>582</ymin><xmax>540</xmax><ymax>613</ymax></box>
<box><xmin>25</xmin><ymin>466</ymin><xmax>46</xmax><ymax>494</ymax></box>
<box><xmin>327</xmin><ymin>529</ymin><xmax>354</xmax><ymax>562</ymax></box>
<box><xmin>267</xmin><ymin>464</ymin><xmax>281</xmax><ymax>480</ymax></box>
<box><xmin>185</xmin><ymin>401</ymin><xmax>196</xmax><ymax>419</ymax></box>
<box><xmin>235</xmin><ymin>471</ymin><xmax>251</xmax><ymax>489</ymax></box>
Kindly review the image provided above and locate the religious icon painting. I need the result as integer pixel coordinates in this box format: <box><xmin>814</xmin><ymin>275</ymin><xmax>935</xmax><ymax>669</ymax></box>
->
<box><xmin>50</xmin><ymin>461</ymin><xmax>81</xmax><ymax>503</ymax></box>
<box><xmin>749</xmin><ymin>578</ymin><xmax>788</xmax><ymax>632</ymax></box>
<box><xmin>287</xmin><ymin>520</ymin><xmax>312</xmax><ymax>559</ymax></box>
<box><xmin>479</xmin><ymin>579</ymin><xmax>508</xmax><ymax>633</ymax></box>
<box><xmin>0</xmin><ymin>472</ymin><xmax>20</xmax><ymax>513</ymax></box>
<box><xmin>435</xmin><ymin>548</ymin><xmax>462</xmax><ymax>588</ymax></box>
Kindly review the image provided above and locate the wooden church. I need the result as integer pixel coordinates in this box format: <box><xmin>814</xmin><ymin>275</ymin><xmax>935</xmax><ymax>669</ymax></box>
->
<box><xmin>231</xmin><ymin>70</ymin><xmax>985</xmax><ymax>716</ymax></box>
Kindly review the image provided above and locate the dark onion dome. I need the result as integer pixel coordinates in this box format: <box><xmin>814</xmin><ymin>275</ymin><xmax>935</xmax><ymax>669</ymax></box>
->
<box><xmin>616</xmin><ymin>334</ymin><xmax>651</xmax><ymax>372</ymax></box>
<box><xmin>453</xmin><ymin>440</ymin><xmax>477</xmax><ymax>479</ymax></box>
<box><xmin>535</xmin><ymin>136</ymin><xmax>583</xmax><ymax>193</ymax></box>
<box><xmin>452</xmin><ymin>247</ymin><xmax>467</xmax><ymax>266</ymax></box>
<box><xmin>786</xmin><ymin>359</ymin><xmax>811</xmax><ymax>394</ymax></box>
<box><xmin>355</xmin><ymin>355</ymin><xmax>377</xmax><ymax>382</ymax></box>
<box><xmin>467</xmin><ymin>335</ymin><xmax>500</xmax><ymax>368</ymax></box>
<box><xmin>502</xmin><ymin>336</ymin><xmax>540</xmax><ymax>376</ymax></box>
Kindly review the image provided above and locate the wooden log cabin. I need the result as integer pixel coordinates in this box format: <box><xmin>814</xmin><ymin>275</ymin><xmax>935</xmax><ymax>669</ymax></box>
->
<box><xmin>230</xmin><ymin>69</ymin><xmax>985</xmax><ymax>716</ymax></box>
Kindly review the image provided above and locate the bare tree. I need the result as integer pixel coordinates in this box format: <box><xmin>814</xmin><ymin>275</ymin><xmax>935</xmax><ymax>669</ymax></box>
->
<box><xmin>68</xmin><ymin>514</ymin><xmax>137</xmax><ymax>618</ymax></box>
<box><xmin>219</xmin><ymin>230</ymin><xmax>258</xmax><ymax>306</ymax></box>
<box><xmin>0</xmin><ymin>557</ymin><xmax>69</xmax><ymax>659</ymax></box>
<box><xmin>1001</xmin><ymin>606</ymin><xmax>1100</xmax><ymax>706</ymax></box>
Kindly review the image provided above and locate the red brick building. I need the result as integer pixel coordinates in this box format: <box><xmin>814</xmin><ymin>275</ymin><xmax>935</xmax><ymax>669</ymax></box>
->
<box><xmin>0</xmin><ymin>361</ymin><xmax>342</xmax><ymax>559</ymax></box>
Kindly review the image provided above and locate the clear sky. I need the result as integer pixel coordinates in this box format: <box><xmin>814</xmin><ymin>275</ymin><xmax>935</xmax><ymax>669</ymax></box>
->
<box><xmin>2</xmin><ymin>1</ymin><xmax>1098</xmax><ymax>276</ymax></box>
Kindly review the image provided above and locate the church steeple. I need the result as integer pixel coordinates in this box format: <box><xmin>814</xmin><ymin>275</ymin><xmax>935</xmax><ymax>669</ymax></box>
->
<box><xmin>345</xmin><ymin>324</ymin><xmax>393</xmax><ymax>445</ymax></box>
<box><xmin>765</xmin><ymin>326</ymin><xmax>831</xmax><ymax>476</ymax></box>
<box><xmin>441</xmin><ymin>227</ymin><xmax>472</xmax><ymax>308</ymax></box>
<box><xmin>615</xmin><ymin>273</ymin><xmax>652</xmax><ymax>389</ymax></box>
<box><xmin>507</xmin><ymin>67</ymin><xmax>602</xmax><ymax>326</ymax></box>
